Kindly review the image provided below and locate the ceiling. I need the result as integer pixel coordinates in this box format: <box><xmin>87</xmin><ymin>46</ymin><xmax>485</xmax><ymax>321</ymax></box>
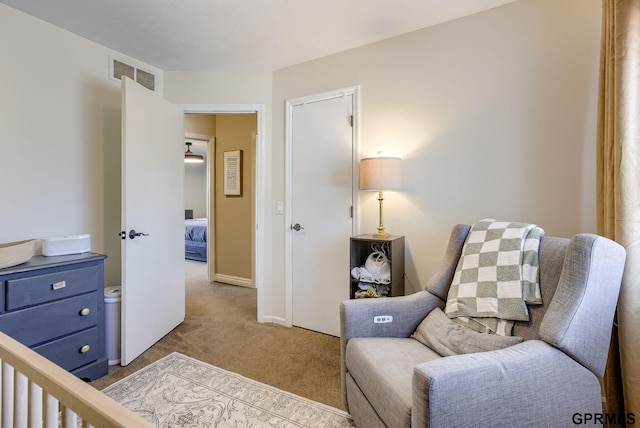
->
<box><xmin>1</xmin><ymin>0</ymin><xmax>519</xmax><ymax>72</ymax></box>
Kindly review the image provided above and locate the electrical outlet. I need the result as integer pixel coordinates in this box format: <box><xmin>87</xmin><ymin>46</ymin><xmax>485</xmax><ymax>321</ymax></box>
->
<box><xmin>373</xmin><ymin>315</ymin><xmax>393</xmax><ymax>324</ymax></box>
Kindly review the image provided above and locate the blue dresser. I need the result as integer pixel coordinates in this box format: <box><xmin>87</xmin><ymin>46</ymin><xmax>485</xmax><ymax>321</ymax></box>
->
<box><xmin>0</xmin><ymin>253</ymin><xmax>108</xmax><ymax>381</ymax></box>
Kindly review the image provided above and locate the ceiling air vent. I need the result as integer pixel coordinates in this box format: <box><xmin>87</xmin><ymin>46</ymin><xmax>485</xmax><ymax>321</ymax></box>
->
<box><xmin>110</xmin><ymin>57</ymin><xmax>156</xmax><ymax>91</ymax></box>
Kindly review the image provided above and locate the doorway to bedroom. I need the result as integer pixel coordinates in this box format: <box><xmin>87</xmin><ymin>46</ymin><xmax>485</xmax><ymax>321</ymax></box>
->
<box><xmin>184</xmin><ymin>112</ymin><xmax>257</xmax><ymax>290</ymax></box>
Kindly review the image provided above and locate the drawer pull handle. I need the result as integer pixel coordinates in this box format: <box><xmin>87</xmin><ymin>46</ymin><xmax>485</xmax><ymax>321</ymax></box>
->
<box><xmin>52</xmin><ymin>281</ymin><xmax>66</xmax><ymax>290</ymax></box>
<box><xmin>79</xmin><ymin>308</ymin><xmax>91</xmax><ymax>316</ymax></box>
<box><xmin>80</xmin><ymin>345</ymin><xmax>91</xmax><ymax>354</ymax></box>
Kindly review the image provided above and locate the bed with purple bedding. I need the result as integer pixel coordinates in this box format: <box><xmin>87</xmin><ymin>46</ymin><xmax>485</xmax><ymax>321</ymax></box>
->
<box><xmin>185</xmin><ymin>218</ymin><xmax>207</xmax><ymax>261</ymax></box>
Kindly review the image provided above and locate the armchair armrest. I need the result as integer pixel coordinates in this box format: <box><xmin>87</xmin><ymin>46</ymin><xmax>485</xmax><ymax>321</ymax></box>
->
<box><xmin>340</xmin><ymin>290</ymin><xmax>443</xmax><ymax>341</ymax></box>
<box><xmin>412</xmin><ymin>340</ymin><xmax>602</xmax><ymax>428</ymax></box>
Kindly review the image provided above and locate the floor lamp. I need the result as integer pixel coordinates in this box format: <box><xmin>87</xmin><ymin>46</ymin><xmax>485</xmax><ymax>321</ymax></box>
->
<box><xmin>359</xmin><ymin>155</ymin><xmax>402</xmax><ymax>238</ymax></box>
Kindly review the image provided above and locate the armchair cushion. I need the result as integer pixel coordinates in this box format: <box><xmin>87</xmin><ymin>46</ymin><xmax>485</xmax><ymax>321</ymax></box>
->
<box><xmin>411</xmin><ymin>307</ymin><xmax>523</xmax><ymax>356</ymax></box>
<box><xmin>346</xmin><ymin>337</ymin><xmax>441</xmax><ymax>428</ymax></box>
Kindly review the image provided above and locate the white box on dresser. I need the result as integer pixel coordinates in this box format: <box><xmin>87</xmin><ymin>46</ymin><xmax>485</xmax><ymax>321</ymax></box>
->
<box><xmin>42</xmin><ymin>234</ymin><xmax>91</xmax><ymax>256</ymax></box>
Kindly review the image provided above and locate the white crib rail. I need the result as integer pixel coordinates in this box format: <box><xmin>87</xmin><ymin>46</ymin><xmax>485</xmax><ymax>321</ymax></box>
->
<box><xmin>0</xmin><ymin>332</ymin><xmax>152</xmax><ymax>428</ymax></box>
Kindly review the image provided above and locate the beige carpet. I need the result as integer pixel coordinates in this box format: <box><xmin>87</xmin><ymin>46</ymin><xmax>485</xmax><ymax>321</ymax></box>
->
<box><xmin>91</xmin><ymin>260</ymin><xmax>344</xmax><ymax>410</ymax></box>
<box><xmin>102</xmin><ymin>352</ymin><xmax>354</xmax><ymax>427</ymax></box>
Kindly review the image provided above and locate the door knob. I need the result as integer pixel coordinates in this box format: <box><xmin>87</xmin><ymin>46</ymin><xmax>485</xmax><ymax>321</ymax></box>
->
<box><xmin>129</xmin><ymin>229</ymin><xmax>150</xmax><ymax>239</ymax></box>
<box><xmin>292</xmin><ymin>223</ymin><xmax>304</xmax><ymax>231</ymax></box>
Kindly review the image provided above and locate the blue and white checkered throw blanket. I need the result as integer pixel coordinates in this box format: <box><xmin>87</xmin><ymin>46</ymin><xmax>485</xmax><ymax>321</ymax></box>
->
<box><xmin>445</xmin><ymin>219</ymin><xmax>544</xmax><ymax>336</ymax></box>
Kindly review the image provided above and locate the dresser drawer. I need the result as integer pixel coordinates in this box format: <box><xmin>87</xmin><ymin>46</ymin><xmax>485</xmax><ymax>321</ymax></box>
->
<box><xmin>33</xmin><ymin>327</ymin><xmax>99</xmax><ymax>372</ymax></box>
<box><xmin>0</xmin><ymin>292</ymin><xmax>98</xmax><ymax>347</ymax></box>
<box><xmin>5</xmin><ymin>266</ymin><xmax>99</xmax><ymax>311</ymax></box>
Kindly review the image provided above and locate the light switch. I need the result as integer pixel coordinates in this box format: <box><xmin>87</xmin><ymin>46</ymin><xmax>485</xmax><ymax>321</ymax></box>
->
<box><xmin>276</xmin><ymin>201</ymin><xmax>284</xmax><ymax>215</ymax></box>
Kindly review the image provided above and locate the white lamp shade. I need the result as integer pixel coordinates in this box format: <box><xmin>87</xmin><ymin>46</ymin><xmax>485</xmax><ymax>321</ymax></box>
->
<box><xmin>359</xmin><ymin>157</ymin><xmax>402</xmax><ymax>190</ymax></box>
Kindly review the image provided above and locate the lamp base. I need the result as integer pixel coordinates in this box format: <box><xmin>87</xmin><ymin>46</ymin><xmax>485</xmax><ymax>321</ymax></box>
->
<box><xmin>372</xmin><ymin>227</ymin><xmax>390</xmax><ymax>239</ymax></box>
<box><xmin>372</xmin><ymin>232</ymin><xmax>390</xmax><ymax>238</ymax></box>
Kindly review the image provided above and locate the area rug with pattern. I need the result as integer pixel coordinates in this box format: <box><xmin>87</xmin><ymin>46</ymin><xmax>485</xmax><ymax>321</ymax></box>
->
<box><xmin>102</xmin><ymin>352</ymin><xmax>355</xmax><ymax>427</ymax></box>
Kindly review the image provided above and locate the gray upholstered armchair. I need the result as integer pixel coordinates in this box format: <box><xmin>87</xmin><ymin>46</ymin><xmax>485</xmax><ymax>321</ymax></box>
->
<box><xmin>340</xmin><ymin>224</ymin><xmax>626</xmax><ymax>428</ymax></box>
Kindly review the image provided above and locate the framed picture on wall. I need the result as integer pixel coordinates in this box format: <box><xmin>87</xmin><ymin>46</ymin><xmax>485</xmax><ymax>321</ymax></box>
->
<box><xmin>223</xmin><ymin>150</ymin><xmax>243</xmax><ymax>196</ymax></box>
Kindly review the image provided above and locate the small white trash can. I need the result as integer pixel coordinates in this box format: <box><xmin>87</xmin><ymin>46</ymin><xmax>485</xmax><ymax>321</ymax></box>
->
<box><xmin>104</xmin><ymin>286</ymin><xmax>121</xmax><ymax>366</ymax></box>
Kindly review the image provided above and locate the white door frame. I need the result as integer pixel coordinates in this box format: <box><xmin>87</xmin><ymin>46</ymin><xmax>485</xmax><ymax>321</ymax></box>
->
<box><xmin>180</xmin><ymin>104</ymin><xmax>266</xmax><ymax>323</ymax></box>
<box><xmin>183</xmin><ymin>132</ymin><xmax>215</xmax><ymax>280</ymax></box>
<box><xmin>284</xmin><ymin>87</ymin><xmax>360</xmax><ymax>327</ymax></box>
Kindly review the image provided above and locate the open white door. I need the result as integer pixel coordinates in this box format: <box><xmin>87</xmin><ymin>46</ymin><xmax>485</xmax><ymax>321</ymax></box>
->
<box><xmin>121</xmin><ymin>77</ymin><xmax>185</xmax><ymax>365</ymax></box>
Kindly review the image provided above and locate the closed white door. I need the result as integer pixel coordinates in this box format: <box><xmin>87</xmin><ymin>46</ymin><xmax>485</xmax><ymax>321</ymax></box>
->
<box><xmin>121</xmin><ymin>77</ymin><xmax>185</xmax><ymax>365</ymax></box>
<box><xmin>288</xmin><ymin>89</ymin><xmax>356</xmax><ymax>337</ymax></box>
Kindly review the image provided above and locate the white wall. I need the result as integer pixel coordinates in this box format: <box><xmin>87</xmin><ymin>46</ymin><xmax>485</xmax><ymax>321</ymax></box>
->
<box><xmin>0</xmin><ymin>3</ymin><xmax>160</xmax><ymax>286</ymax></box>
<box><xmin>184</xmin><ymin>163</ymin><xmax>207</xmax><ymax>218</ymax></box>
<box><xmin>272</xmin><ymin>0</ymin><xmax>601</xmax><ymax>307</ymax></box>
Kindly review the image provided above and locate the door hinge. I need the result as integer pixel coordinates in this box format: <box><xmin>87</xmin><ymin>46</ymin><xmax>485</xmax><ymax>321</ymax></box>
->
<box><xmin>350</xmin><ymin>206</ymin><xmax>353</xmax><ymax>218</ymax></box>
<box><xmin>349</xmin><ymin>115</ymin><xmax>353</xmax><ymax>127</ymax></box>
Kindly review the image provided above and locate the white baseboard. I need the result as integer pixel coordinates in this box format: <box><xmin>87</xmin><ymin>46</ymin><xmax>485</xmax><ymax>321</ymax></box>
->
<box><xmin>213</xmin><ymin>273</ymin><xmax>253</xmax><ymax>288</ymax></box>
<box><xmin>261</xmin><ymin>315</ymin><xmax>288</xmax><ymax>326</ymax></box>
<box><xmin>213</xmin><ymin>274</ymin><xmax>288</xmax><ymax>327</ymax></box>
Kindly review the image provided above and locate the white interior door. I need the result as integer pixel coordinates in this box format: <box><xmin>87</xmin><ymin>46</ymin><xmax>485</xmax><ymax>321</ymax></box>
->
<box><xmin>289</xmin><ymin>90</ymin><xmax>356</xmax><ymax>337</ymax></box>
<box><xmin>121</xmin><ymin>77</ymin><xmax>185</xmax><ymax>365</ymax></box>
